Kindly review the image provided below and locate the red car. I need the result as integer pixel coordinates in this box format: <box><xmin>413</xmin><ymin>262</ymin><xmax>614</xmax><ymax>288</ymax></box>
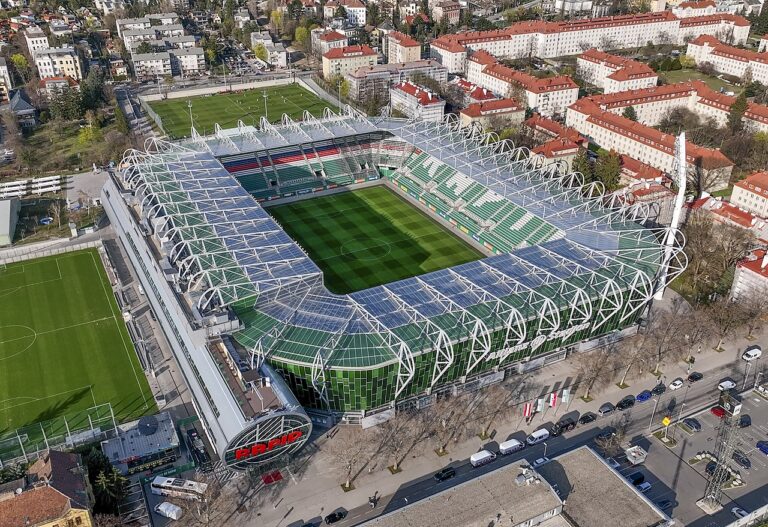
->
<box><xmin>710</xmin><ymin>406</ymin><xmax>726</xmax><ymax>418</ymax></box>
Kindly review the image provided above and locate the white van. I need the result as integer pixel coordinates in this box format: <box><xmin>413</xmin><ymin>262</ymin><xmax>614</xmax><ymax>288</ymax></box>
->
<box><xmin>470</xmin><ymin>449</ymin><xmax>497</xmax><ymax>467</ymax></box>
<box><xmin>718</xmin><ymin>380</ymin><xmax>736</xmax><ymax>391</ymax></box>
<box><xmin>743</xmin><ymin>346</ymin><xmax>762</xmax><ymax>362</ymax></box>
<box><xmin>526</xmin><ymin>428</ymin><xmax>550</xmax><ymax>446</ymax></box>
<box><xmin>499</xmin><ymin>438</ymin><xmax>525</xmax><ymax>455</ymax></box>
<box><xmin>154</xmin><ymin>502</ymin><xmax>183</xmax><ymax>520</ymax></box>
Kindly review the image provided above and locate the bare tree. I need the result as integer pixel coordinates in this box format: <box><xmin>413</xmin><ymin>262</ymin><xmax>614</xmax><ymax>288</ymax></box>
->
<box><xmin>735</xmin><ymin>288</ymin><xmax>768</xmax><ymax>339</ymax></box>
<box><xmin>645</xmin><ymin>300</ymin><xmax>689</xmax><ymax>374</ymax></box>
<box><xmin>574</xmin><ymin>344</ymin><xmax>617</xmax><ymax>400</ymax></box>
<box><xmin>428</xmin><ymin>394</ymin><xmax>476</xmax><ymax>455</ymax></box>
<box><xmin>714</xmin><ymin>224</ymin><xmax>755</xmax><ymax>276</ymax></box>
<box><xmin>92</xmin><ymin>515</ymin><xmax>122</xmax><ymax>527</ymax></box>
<box><xmin>375</xmin><ymin>412</ymin><xmax>418</xmax><ymax>472</ymax></box>
<box><xmin>472</xmin><ymin>380</ymin><xmax>527</xmax><ymax>438</ymax></box>
<box><xmin>679</xmin><ymin>308</ymin><xmax>712</xmax><ymax>361</ymax></box>
<box><xmin>706</xmin><ymin>297</ymin><xmax>747</xmax><ymax>351</ymax></box>
<box><xmin>325</xmin><ymin>427</ymin><xmax>374</xmax><ymax>490</ymax></box>
<box><xmin>48</xmin><ymin>199</ymin><xmax>64</xmax><ymax>229</ymax></box>
<box><xmin>177</xmin><ymin>475</ymin><xmax>234</xmax><ymax>527</ymax></box>
<box><xmin>616</xmin><ymin>336</ymin><xmax>650</xmax><ymax>387</ymax></box>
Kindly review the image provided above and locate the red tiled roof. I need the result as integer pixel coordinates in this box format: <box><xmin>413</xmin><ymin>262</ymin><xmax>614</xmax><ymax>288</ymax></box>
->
<box><xmin>454</xmin><ymin>78</ymin><xmax>497</xmax><ymax>101</ymax></box>
<box><xmin>323</xmin><ymin>45</ymin><xmax>376</xmax><ymax>59</ymax></box>
<box><xmin>0</xmin><ymin>487</ymin><xmax>71</xmax><ymax>527</ymax></box>
<box><xmin>677</xmin><ymin>0</ymin><xmax>716</xmax><ymax>8</ymax></box>
<box><xmin>679</xmin><ymin>13</ymin><xmax>750</xmax><ymax>27</ymax></box>
<box><xmin>620</xmin><ymin>154</ymin><xmax>664</xmax><ymax>181</ymax></box>
<box><xmin>533</xmin><ymin>137</ymin><xmax>580</xmax><ymax>158</ymax></box>
<box><xmin>570</xmin><ymin>97</ymin><xmax>733</xmax><ymax>168</ymax></box>
<box><xmin>460</xmin><ymin>98</ymin><xmax>523</xmax><ymax>117</ymax></box>
<box><xmin>738</xmin><ymin>249</ymin><xmax>768</xmax><ymax>276</ymax></box>
<box><xmin>318</xmin><ymin>30</ymin><xmax>346</xmax><ymax>42</ymax></box>
<box><xmin>711</xmin><ymin>201</ymin><xmax>755</xmax><ymax>228</ymax></box>
<box><xmin>325</xmin><ymin>0</ymin><xmax>365</xmax><ymax>8</ymax></box>
<box><xmin>388</xmin><ymin>30</ymin><xmax>419</xmax><ymax>48</ymax></box>
<box><xmin>478</xmin><ymin>58</ymin><xmax>578</xmax><ymax>93</ymax></box>
<box><xmin>39</xmin><ymin>76</ymin><xmax>79</xmax><ymax>88</ymax></box>
<box><xmin>735</xmin><ymin>171</ymin><xmax>768</xmax><ymax>198</ymax></box>
<box><xmin>405</xmin><ymin>13</ymin><xmax>430</xmax><ymax>24</ymax></box>
<box><xmin>392</xmin><ymin>81</ymin><xmax>443</xmax><ymax>105</ymax></box>
<box><xmin>689</xmin><ymin>34</ymin><xmax>768</xmax><ymax>65</ymax></box>
<box><xmin>524</xmin><ymin>113</ymin><xmax>586</xmax><ymax>145</ymax></box>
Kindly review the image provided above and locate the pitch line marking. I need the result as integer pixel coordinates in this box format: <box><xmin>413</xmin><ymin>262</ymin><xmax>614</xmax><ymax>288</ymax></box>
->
<box><xmin>89</xmin><ymin>252</ymin><xmax>149</xmax><ymax>409</ymax></box>
<box><xmin>0</xmin><ymin>317</ymin><xmax>114</xmax><ymax>349</ymax></box>
<box><xmin>0</xmin><ymin>384</ymin><xmax>96</xmax><ymax>413</ymax></box>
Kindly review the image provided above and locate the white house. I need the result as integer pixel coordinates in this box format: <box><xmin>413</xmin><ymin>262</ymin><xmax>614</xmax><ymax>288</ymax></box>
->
<box><xmin>390</xmin><ymin>81</ymin><xmax>445</xmax><ymax>121</ymax></box>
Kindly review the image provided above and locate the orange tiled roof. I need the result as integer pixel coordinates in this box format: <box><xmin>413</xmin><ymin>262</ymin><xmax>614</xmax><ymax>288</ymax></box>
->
<box><xmin>323</xmin><ymin>45</ymin><xmax>376</xmax><ymax>59</ymax></box>
<box><xmin>392</xmin><ymin>81</ymin><xmax>443</xmax><ymax>105</ymax></box>
<box><xmin>0</xmin><ymin>487</ymin><xmax>70</xmax><ymax>527</ymax></box>
<box><xmin>460</xmin><ymin>98</ymin><xmax>523</xmax><ymax>117</ymax></box>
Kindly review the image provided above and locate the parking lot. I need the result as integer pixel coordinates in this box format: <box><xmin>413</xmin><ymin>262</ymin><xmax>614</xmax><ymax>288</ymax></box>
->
<box><xmin>628</xmin><ymin>389</ymin><xmax>768</xmax><ymax>526</ymax></box>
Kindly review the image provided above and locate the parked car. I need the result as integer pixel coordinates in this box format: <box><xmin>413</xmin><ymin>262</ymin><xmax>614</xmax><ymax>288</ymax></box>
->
<box><xmin>637</xmin><ymin>482</ymin><xmax>652</xmax><ymax>493</ymax></box>
<box><xmin>687</xmin><ymin>372</ymin><xmax>704</xmax><ymax>383</ymax></box>
<box><xmin>732</xmin><ymin>507</ymin><xmax>749</xmax><ymax>519</ymax></box>
<box><xmin>651</xmin><ymin>383</ymin><xmax>666</xmax><ymax>396</ymax></box>
<box><xmin>710</xmin><ymin>406</ymin><xmax>726</xmax><ymax>418</ymax></box>
<box><xmin>434</xmin><ymin>467</ymin><xmax>456</xmax><ymax>482</ymax></box>
<box><xmin>683</xmin><ymin>418</ymin><xmax>701</xmax><ymax>432</ymax></box>
<box><xmin>636</xmin><ymin>390</ymin><xmax>652</xmax><ymax>403</ymax></box>
<box><xmin>550</xmin><ymin>417</ymin><xmax>577</xmax><ymax>436</ymax></box>
<box><xmin>627</xmin><ymin>471</ymin><xmax>644</xmax><ymax>485</ymax></box>
<box><xmin>617</xmin><ymin>396</ymin><xmax>636</xmax><ymax>411</ymax></box>
<box><xmin>579</xmin><ymin>412</ymin><xmax>597</xmax><ymax>425</ymax></box>
<box><xmin>532</xmin><ymin>457</ymin><xmax>550</xmax><ymax>468</ymax></box>
<box><xmin>655</xmin><ymin>499</ymin><xmax>675</xmax><ymax>510</ymax></box>
<box><xmin>706</xmin><ymin>461</ymin><xmax>718</xmax><ymax>476</ymax></box>
<box><xmin>669</xmin><ymin>378</ymin><xmax>684</xmax><ymax>390</ymax></box>
<box><xmin>742</xmin><ymin>345</ymin><xmax>762</xmax><ymax>361</ymax></box>
<box><xmin>732</xmin><ymin>450</ymin><xmax>751</xmax><ymax>469</ymax></box>
<box><xmin>757</xmin><ymin>441</ymin><xmax>768</xmax><ymax>455</ymax></box>
<box><xmin>598</xmin><ymin>402</ymin><xmax>615</xmax><ymax>416</ymax></box>
<box><xmin>324</xmin><ymin>512</ymin><xmax>347</xmax><ymax>524</ymax></box>
<box><xmin>739</xmin><ymin>415</ymin><xmax>751</xmax><ymax>428</ymax></box>
<box><xmin>605</xmin><ymin>457</ymin><xmax>620</xmax><ymax>469</ymax></box>
<box><xmin>718</xmin><ymin>380</ymin><xmax>736</xmax><ymax>391</ymax></box>
<box><xmin>596</xmin><ymin>428</ymin><xmax>616</xmax><ymax>441</ymax></box>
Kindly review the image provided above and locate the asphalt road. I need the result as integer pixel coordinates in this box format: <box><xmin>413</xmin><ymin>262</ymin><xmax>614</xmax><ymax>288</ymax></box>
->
<box><xmin>296</xmin><ymin>359</ymin><xmax>754</xmax><ymax>527</ymax></box>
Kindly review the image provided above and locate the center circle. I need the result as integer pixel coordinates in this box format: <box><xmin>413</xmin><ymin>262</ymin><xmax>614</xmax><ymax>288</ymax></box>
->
<box><xmin>0</xmin><ymin>325</ymin><xmax>37</xmax><ymax>361</ymax></box>
<box><xmin>340</xmin><ymin>238</ymin><xmax>391</xmax><ymax>261</ymax></box>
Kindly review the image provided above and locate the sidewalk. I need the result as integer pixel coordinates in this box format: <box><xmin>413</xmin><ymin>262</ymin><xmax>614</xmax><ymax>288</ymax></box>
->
<box><xmin>244</xmin><ymin>305</ymin><xmax>765</xmax><ymax>526</ymax></box>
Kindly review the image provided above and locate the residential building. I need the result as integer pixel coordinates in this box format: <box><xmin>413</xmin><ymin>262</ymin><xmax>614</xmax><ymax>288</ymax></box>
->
<box><xmin>452</xmin><ymin>78</ymin><xmax>498</xmax><ymax>106</ymax></box>
<box><xmin>323</xmin><ymin>0</ymin><xmax>367</xmax><ymax>26</ymax></box>
<box><xmin>621</xmin><ymin>182</ymin><xmax>677</xmax><ymax>224</ymax></box>
<box><xmin>432</xmin><ymin>1</ymin><xmax>461</xmax><ymax>24</ymax></box>
<box><xmin>523</xmin><ymin>113</ymin><xmax>588</xmax><ymax>149</ymax></box>
<box><xmin>687</xmin><ymin>35</ymin><xmax>768</xmax><ymax>85</ymax></box>
<box><xmin>553</xmin><ymin>0</ymin><xmax>594</xmax><ymax>13</ymax></box>
<box><xmin>345</xmin><ymin>60</ymin><xmax>448</xmax><ymax>101</ymax></box>
<box><xmin>132</xmin><ymin>52</ymin><xmax>172</xmax><ymax>82</ymax></box>
<box><xmin>459</xmin><ymin>98</ymin><xmax>524</xmax><ymax>128</ymax></box>
<box><xmin>577</xmin><ymin>48</ymin><xmax>658</xmax><ymax>93</ymax></box>
<box><xmin>0</xmin><ymin>486</ymin><xmax>93</xmax><ymax>527</ymax></box>
<box><xmin>429</xmin><ymin>12</ymin><xmax>750</xmax><ymax>73</ymax></box>
<box><xmin>322</xmin><ymin>45</ymin><xmax>377</xmax><ymax>79</ymax></box>
<box><xmin>577</xmin><ymin>80</ymin><xmax>768</xmax><ymax>133</ymax></box>
<box><xmin>121</xmin><ymin>24</ymin><xmax>185</xmax><ymax>47</ymax></box>
<box><xmin>390</xmin><ymin>81</ymin><xmax>445</xmax><ymax>121</ymax></box>
<box><xmin>619</xmin><ymin>154</ymin><xmax>666</xmax><ymax>186</ymax></box>
<box><xmin>0</xmin><ymin>57</ymin><xmax>11</xmax><ymax>103</ymax></box>
<box><xmin>385</xmin><ymin>31</ymin><xmax>421</xmax><ymax>64</ymax></box>
<box><xmin>110</xmin><ymin>57</ymin><xmax>128</xmax><ymax>78</ymax></box>
<box><xmin>731</xmin><ymin>171</ymin><xmax>768</xmax><ymax>217</ymax></box>
<box><xmin>116</xmin><ymin>13</ymin><xmax>179</xmax><ymax>39</ymax></box>
<box><xmin>234</xmin><ymin>7</ymin><xmax>251</xmax><ymax>29</ymax></box>
<box><xmin>38</xmin><ymin>76</ymin><xmax>79</xmax><ymax>96</ymax></box>
<box><xmin>8</xmin><ymin>89</ymin><xmax>36</xmax><ymax>128</ymax></box>
<box><xmin>732</xmin><ymin>249</ymin><xmax>768</xmax><ymax>300</ymax></box>
<box><xmin>760</xmin><ymin>34</ymin><xmax>768</xmax><ymax>52</ymax></box>
<box><xmin>466</xmin><ymin>50</ymin><xmax>579</xmax><ymax>117</ymax></box>
<box><xmin>251</xmin><ymin>32</ymin><xmax>288</xmax><ymax>68</ymax></box>
<box><xmin>33</xmin><ymin>47</ymin><xmax>82</xmax><ymax>80</ymax></box>
<box><xmin>672</xmin><ymin>0</ymin><xmax>717</xmax><ymax>17</ymax></box>
<box><xmin>172</xmin><ymin>47</ymin><xmax>206</xmax><ymax>76</ymax></box>
<box><xmin>533</xmin><ymin>137</ymin><xmax>583</xmax><ymax>167</ymax></box>
<box><xmin>312</xmin><ymin>29</ymin><xmax>348</xmax><ymax>56</ymax></box>
<box><xmin>23</xmin><ymin>25</ymin><xmax>49</xmax><ymax>52</ymax></box>
<box><xmin>27</xmin><ymin>450</ymin><xmax>93</xmax><ymax>514</ymax></box>
<box><xmin>567</xmin><ymin>97</ymin><xmax>733</xmax><ymax>191</ymax></box>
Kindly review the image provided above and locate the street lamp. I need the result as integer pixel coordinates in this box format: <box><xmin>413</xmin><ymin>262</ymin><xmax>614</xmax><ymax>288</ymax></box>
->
<box><xmin>743</xmin><ymin>361</ymin><xmax>753</xmax><ymax>391</ymax></box>
<box><xmin>755</xmin><ymin>370</ymin><xmax>764</xmax><ymax>390</ymax></box>
<box><xmin>262</xmin><ymin>90</ymin><xmax>268</xmax><ymax>121</ymax></box>
<box><xmin>648</xmin><ymin>394</ymin><xmax>662</xmax><ymax>431</ymax></box>
<box><xmin>543</xmin><ymin>442</ymin><xmax>548</xmax><ymax>457</ymax></box>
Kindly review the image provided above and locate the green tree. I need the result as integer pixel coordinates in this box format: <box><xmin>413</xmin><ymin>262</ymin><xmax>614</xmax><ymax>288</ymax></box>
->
<box><xmin>270</xmin><ymin>9</ymin><xmax>284</xmax><ymax>31</ymax></box>
<box><xmin>10</xmin><ymin>53</ymin><xmax>29</xmax><ymax>83</ymax></box>
<box><xmin>78</xmin><ymin>125</ymin><xmax>103</xmax><ymax>146</ymax></box>
<box><xmin>572</xmin><ymin>149</ymin><xmax>592</xmax><ymax>180</ymax></box>
<box><xmin>679</xmin><ymin>54</ymin><xmax>696</xmax><ymax>69</ymax></box>
<box><xmin>253</xmin><ymin>43</ymin><xmax>269</xmax><ymax>62</ymax></box>
<box><xmin>622</xmin><ymin>105</ymin><xmax>638</xmax><ymax>121</ymax></box>
<box><xmin>49</xmin><ymin>88</ymin><xmax>84</xmax><ymax>121</ymax></box>
<box><xmin>334</xmin><ymin>5</ymin><xmax>347</xmax><ymax>19</ymax></box>
<box><xmin>594</xmin><ymin>150</ymin><xmax>622</xmax><ymax>191</ymax></box>
<box><xmin>727</xmin><ymin>92</ymin><xmax>748</xmax><ymax>133</ymax></box>
<box><xmin>367</xmin><ymin>3</ymin><xmax>381</xmax><ymax>25</ymax></box>
<box><xmin>80</xmin><ymin>68</ymin><xmax>105</xmax><ymax>111</ymax></box>
<box><xmin>135</xmin><ymin>41</ymin><xmax>153</xmax><ymax>54</ymax></box>
<box><xmin>294</xmin><ymin>26</ymin><xmax>310</xmax><ymax>51</ymax></box>
<box><xmin>114</xmin><ymin>104</ymin><xmax>130</xmax><ymax>135</ymax></box>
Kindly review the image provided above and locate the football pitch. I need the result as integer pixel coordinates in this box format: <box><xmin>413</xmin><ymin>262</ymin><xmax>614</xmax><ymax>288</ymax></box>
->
<box><xmin>148</xmin><ymin>84</ymin><xmax>335</xmax><ymax>139</ymax></box>
<box><xmin>0</xmin><ymin>250</ymin><xmax>155</xmax><ymax>435</ymax></box>
<box><xmin>266</xmin><ymin>186</ymin><xmax>484</xmax><ymax>294</ymax></box>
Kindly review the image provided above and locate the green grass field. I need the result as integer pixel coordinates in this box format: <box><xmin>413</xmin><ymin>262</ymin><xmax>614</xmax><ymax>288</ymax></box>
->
<box><xmin>148</xmin><ymin>84</ymin><xmax>335</xmax><ymax>139</ymax></box>
<box><xmin>0</xmin><ymin>250</ymin><xmax>155</xmax><ymax>435</ymax></box>
<box><xmin>266</xmin><ymin>186</ymin><xmax>484</xmax><ymax>294</ymax></box>
<box><xmin>660</xmin><ymin>69</ymin><xmax>742</xmax><ymax>95</ymax></box>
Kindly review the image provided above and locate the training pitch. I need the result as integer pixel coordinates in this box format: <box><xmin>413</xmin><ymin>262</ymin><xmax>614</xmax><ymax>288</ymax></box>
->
<box><xmin>266</xmin><ymin>186</ymin><xmax>484</xmax><ymax>294</ymax></box>
<box><xmin>0</xmin><ymin>250</ymin><xmax>154</xmax><ymax>434</ymax></box>
<box><xmin>148</xmin><ymin>84</ymin><xmax>334</xmax><ymax>139</ymax></box>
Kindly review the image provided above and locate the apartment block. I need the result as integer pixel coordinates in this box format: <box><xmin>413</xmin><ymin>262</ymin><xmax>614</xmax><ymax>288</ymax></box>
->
<box><xmin>132</xmin><ymin>52</ymin><xmax>172</xmax><ymax>82</ymax></box>
<box><xmin>687</xmin><ymin>34</ymin><xmax>768</xmax><ymax>85</ymax></box>
<box><xmin>390</xmin><ymin>81</ymin><xmax>445</xmax><ymax>121</ymax></box>
<box><xmin>322</xmin><ymin>45</ymin><xmax>377</xmax><ymax>79</ymax></box>
<box><xmin>577</xmin><ymin>48</ymin><xmax>658</xmax><ymax>93</ymax></box>
<box><xmin>459</xmin><ymin>98</ymin><xmax>524</xmax><ymax>128</ymax></box>
<box><xmin>24</xmin><ymin>25</ymin><xmax>49</xmax><ymax>52</ymax></box>
<box><xmin>33</xmin><ymin>47</ymin><xmax>82</xmax><ymax>80</ymax></box>
<box><xmin>346</xmin><ymin>60</ymin><xmax>448</xmax><ymax>102</ymax></box>
<box><xmin>731</xmin><ymin>171</ymin><xmax>768</xmax><ymax>218</ymax></box>
<box><xmin>386</xmin><ymin>31</ymin><xmax>421</xmax><ymax>64</ymax></box>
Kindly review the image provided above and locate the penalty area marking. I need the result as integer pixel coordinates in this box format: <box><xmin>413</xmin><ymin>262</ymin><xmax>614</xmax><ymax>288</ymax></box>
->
<box><xmin>0</xmin><ymin>384</ymin><xmax>96</xmax><ymax>414</ymax></box>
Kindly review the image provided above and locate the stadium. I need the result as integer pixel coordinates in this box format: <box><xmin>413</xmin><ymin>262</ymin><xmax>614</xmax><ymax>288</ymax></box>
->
<box><xmin>104</xmin><ymin>103</ymin><xmax>686</xmax><ymax>469</ymax></box>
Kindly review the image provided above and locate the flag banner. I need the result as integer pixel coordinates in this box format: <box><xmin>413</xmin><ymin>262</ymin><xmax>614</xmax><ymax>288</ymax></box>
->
<box><xmin>536</xmin><ymin>398</ymin><xmax>545</xmax><ymax>412</ymax></box>
<box><xmin>549</xmin><ymin>392</ymin><xmax>558</xmax><ymax>407</ymax></box>
<box><xmin>562</xmin><ymin>388</ymin><xmax>570</xmax><ymax>403</ymax></box>
<box><xmin>523</xmin><ymin>402</ymin><xmax>533</xmax><ymax>417</ymax></box>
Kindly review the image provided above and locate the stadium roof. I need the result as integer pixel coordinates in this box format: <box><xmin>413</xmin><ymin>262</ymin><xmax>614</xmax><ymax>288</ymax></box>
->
<box><xmin>123</xmin><ymin>110</ymin><xmax>686</xmax><ymax>403</ymax></box>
